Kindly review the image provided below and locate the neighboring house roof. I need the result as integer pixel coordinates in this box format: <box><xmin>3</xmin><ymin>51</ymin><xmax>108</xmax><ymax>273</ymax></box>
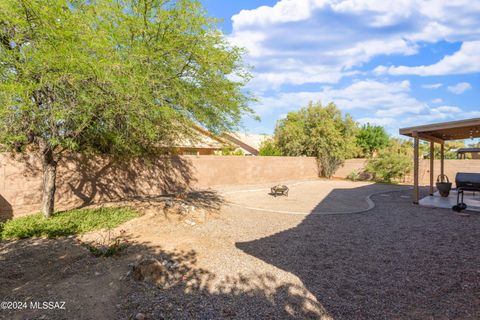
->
<box><xmin>175</xmin><ymin>127</ymin><xmax>225</xmax><ymax>150</ymax></box>
<box><xmin>222</xmin><ymin>132</ymin><xmax>272</xmax><ymax>155</ymax></box>
<box><xmin>456</xmin><ymin>148</ymin><xmax>480</xmax><ymax>153</ymax></box>
<box><xmin>174</xmin><ymin>126</ymin><xmax>272</xmax><ymax>155</ymax></box>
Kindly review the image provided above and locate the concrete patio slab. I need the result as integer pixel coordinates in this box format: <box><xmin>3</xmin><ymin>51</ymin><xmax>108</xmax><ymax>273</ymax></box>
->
<box><xmin>419</xmin><ymin>190</ymin><xmax>480</xmax><ymax>212</ymax></box>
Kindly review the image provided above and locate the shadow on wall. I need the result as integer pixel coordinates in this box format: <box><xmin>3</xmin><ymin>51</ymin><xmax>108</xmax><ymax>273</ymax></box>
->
<box><xmin>0</xmin><ymin>194</ymin><xmax>13</xmax><ymax>222</ymax></box>
<box><xmin>60</xmin><ymin>154</ymin><xmax>197</xmax><ymax>209</ymax></box>
<box><xmin>236</xmin><ymin>185</ymin><xmax>480</xmax><ymax>319</ymax></box>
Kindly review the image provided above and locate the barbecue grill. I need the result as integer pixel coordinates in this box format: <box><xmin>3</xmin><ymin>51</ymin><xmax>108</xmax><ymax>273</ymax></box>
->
<box><xmin>452</xmin><ymin>172</ymin><xmax>480</xmax><ymax>212</ymax></box>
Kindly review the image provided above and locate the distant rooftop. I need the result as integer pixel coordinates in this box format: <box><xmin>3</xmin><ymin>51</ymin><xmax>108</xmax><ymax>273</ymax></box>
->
<box><xmin>229</xmin><ymin>132</ymin><xmax>271</xmax><ymax>150</ymax></box>
<box><xmin>456</xmin><ymin>148</ymin><xmax>480</xmax><ymax>153</ymax></box>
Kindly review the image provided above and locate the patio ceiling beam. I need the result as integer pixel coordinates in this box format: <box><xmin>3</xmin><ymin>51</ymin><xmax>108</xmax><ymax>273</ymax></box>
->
<box><xmin>417</xmin><ymin>133</ymin><xmax>444</xmax><ymax>144</ymax></box>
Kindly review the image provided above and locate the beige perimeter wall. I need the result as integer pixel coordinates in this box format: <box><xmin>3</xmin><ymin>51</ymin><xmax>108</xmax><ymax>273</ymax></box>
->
<box><xmin>333</xmin><ymin>159</ymin><xmax>480</xmax><ymax>185</ymax></box>
<box><xmin>1</xmin><ymin>153</ymin><xmax>480</xmax><ymax>220</ymax></box>
<box><xmin>0</xmin><ymin>154</ymin><xmax>319</xmax><ymax>219</ymax></box>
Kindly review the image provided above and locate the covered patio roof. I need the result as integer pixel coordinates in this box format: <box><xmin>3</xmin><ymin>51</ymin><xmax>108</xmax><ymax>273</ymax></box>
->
<box><xmin>400</xmin><ymin>118</ymin><xmax>480</xmax><ymax>142</ymax></box>
<box><xmin>399</xmin><ymin>118</ymin><xmax>480</xmax><ymax>205</ymax></box>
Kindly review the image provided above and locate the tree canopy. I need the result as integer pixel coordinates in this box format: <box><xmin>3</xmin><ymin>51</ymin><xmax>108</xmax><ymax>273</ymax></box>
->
<box><xmin>258</xmin><ymin>138</ymin><xmax>282</xmax><ymax>156</ymax></box>
<box><xmin>274</xmin><ymin>101</ymin><xmax>358</xmax><ymax>177</ymax></box>
<box><xmin>0</xmin><ymin>0</ymin><xmax>254</xmax><ymax>216</ymax></box>
<box><xmin>356</xmin><ymin>124</ymin><xmax>389</xmax><ymax>157</ymax></box>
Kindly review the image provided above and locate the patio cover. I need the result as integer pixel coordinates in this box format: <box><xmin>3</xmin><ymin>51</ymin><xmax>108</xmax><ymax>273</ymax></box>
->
<box><xmin>399</xmin><ymin>118</ymin><xmax>480</xmax><ymax>203</ymax></box>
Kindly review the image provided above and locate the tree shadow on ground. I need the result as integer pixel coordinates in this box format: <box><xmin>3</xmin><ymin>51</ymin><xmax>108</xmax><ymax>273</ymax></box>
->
<box><xmin>120</xmin><ymin>242</ymin><xmax>327</xmax><ymax>319</ymax></box>
<box><xmin>236</xmin><ymin>185</ymin><xmax>480</xmax><ymax>319</ymax></box>
<box><xmin>127</xmin><ymin>190</ymin><xmax>224</xmax><ymax>212</ymax></box>
<box><xmin>0</xmin><ymin>235</ymin><xmax>329</xmax><ymax>320</ymax></box>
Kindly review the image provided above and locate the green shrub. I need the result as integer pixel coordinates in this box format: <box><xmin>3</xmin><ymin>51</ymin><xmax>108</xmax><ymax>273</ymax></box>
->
<box><xmin>347</xmin><ymin>169</ymin><xmax>360</xmax><ymax>181</ymax></box>
<box><xmin>81</xmin><ymin>229</ymin><xmax>129</xmax><ymax>257</ymax></box>
<box><xmin>219</xmin><ymin>146</ymin><xmax>244</xmax><ymax>156</ymax></box>
<box><xmin>259</xmin><ymin>138</ymin><xmax>282</xmax><ymax>156</ymax></box>
<box><xmin>366</xmin><ymin>151</ymin><xmax>411</xmax><ymax>183</ymax></box>
<box><xmin>0</xmin><ymin>207</ymin><xmax>138</xmax><ymax>240</ymax></box>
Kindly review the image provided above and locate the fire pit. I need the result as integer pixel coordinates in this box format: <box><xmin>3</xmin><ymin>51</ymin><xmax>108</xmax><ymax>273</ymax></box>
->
<box><xmin>270</xmin><ymin>185</ymin><xmax>289</xmax><ymax>197</ymax></box>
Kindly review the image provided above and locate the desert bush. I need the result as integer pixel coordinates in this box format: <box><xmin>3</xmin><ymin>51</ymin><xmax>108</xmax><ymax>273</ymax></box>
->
<box><xmin>81</xmin><ymin>229</ymin><xmax>129</xmax><ymax>257</ymax></box>
<box><xmin>347</xmin><ymin>169</ymin><xmax>360</xmax><ymax>181</ymax></box>
<box><xmin>366</xmin><ymin>151</ymin><xmax>412</xmax><ymax>183</ymax></box>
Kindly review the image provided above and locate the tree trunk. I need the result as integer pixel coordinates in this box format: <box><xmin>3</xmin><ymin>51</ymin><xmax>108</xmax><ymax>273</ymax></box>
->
<box><xmin>41</xmin><ymin>147</ymin><xmax>57</xmax><ymax>218</ymax></box>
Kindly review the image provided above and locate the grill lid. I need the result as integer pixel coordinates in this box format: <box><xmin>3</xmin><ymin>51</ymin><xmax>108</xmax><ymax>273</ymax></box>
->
<box><xmin>455</xmin><ymin>172</ymin><xmax>480</xmax><ymax>189</ymax></box>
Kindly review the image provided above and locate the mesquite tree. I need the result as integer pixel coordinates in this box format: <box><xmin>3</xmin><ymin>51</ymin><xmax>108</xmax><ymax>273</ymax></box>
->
<box><xmin>0</xmin><ymin>0</ymin><xmax>254</xmax><ymax>217</ymax></box>
<box><xmin>274</xmin><ymin>102</ymin><xmax>359</xmax><ymax>177</ymax></box>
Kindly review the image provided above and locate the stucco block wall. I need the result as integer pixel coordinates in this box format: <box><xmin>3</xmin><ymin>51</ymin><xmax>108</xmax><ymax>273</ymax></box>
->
<box><xmin>418</xmin><ymin>160</ymin><xmax>480</xmax><ymax>184</ymax></box>
<box><xmin>187</xmin><ymin>156</ymin><xmax>319</xmax><ymax>187</ymax></box>
<box><xmin>2</xmin><ymin>153</ymin><xmax>480</xmax><ymax>220</ymax></box>
<box><xmin>0</xmin><ymin>154</ymin><xmax>319</xmax><ymax>219</ymax></box>
<box><xmin>334</xmin><ymin>159</ymin><xmax>480</xmax><ymax>185</ymax></box>
<box><xmin>333</xmin><ymin>159</ymin><xmax>367</xmax><ymax>178</ymax></box>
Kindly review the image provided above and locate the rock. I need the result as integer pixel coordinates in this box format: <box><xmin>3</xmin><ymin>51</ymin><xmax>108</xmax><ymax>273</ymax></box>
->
<box><xmin>177</xmin><ymin>205</ymin><xmax>188</xmax><ymax>215</ymax></box>
<box><xmin>135</xmin><ymin>312</ymin><xmax>146</xmax><ymax>320</ymax></box>
<box><xmin>195</xmin><ymin>208</ymin><xmax>207</xmax><ymax>223</ymax></box>
<box><xmin>185</xmin><ymin>219</ymin><xmax>196</xmax><ymax>226</ymax></box>
<box><xmin>131</xmin><ymin>257</ymin><xmax>176</xmax><ymax>288</ymax></box>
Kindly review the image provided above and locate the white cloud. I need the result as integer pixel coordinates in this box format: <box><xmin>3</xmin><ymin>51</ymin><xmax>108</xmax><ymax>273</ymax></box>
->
<box><xmin>375</xmin><ymin>41</ymin><xmax>480</xmax><ymax>76</ymax></box>
<box><xmin>252</xmin><ymin>79</ymin><xmax>469</xmax><ymax>133</ymax></box>
<box><xmin>229</xmin><ymin>0</ymin><xmax>480</xmax><ymax>88</ymax></box>
<box><xmin>422</xmin><ymin>83</ymin><xmax>443</xmax><ymax>89</ymax></box>
<box><xmin>447</xmin><ymin>82</ymin><xmax>472</xmax><ymax>94</ymax></box>
<box><xmin>432</xmin><ymin>105</ymin><xmax>462</xmax><ymax>113</ymax></box>
<box><xmin>232</xmin><ymin>0</ymin><xmax>322</xmax><ymax>28</ymax></box>
<box><xmin>255</xmin><ymin>80</ymin><xmax>418</xmax><ymax>114</ymax></box>
<box><xmin>431</xmin><ymin>98</ymin><xmax>443</xmax><ymax>104</ymax></box>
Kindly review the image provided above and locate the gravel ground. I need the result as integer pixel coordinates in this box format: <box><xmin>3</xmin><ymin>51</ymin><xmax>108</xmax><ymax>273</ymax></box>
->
<box><xmin>1</xmin><ymin>181</ymin><xmax>479</xmax><ymax>320</ymax></box>
<box><xmin>236</xmin><ymin>187</ymin><xmax>480</xmax><ymax>319</ymax></box>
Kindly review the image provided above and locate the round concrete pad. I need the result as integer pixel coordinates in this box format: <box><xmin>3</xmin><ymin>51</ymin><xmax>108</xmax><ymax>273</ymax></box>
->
<box><xmin>221</xmin><ymin>180</ymin><xmax>408</xmax><ymax>214</ymax></box>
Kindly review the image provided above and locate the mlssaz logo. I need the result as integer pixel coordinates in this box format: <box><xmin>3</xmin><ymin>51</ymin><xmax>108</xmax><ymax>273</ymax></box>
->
<box><xmin>29</xmin><ymin>301</ymin><xmax>66</xmax><ymax>310</ymax></box>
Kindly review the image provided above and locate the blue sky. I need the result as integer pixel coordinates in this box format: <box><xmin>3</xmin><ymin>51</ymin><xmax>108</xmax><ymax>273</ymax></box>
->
<box><xmin>200</xmin><ymin>0</ymin><xmax>480</xmax><ymax>137</ymax></box>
